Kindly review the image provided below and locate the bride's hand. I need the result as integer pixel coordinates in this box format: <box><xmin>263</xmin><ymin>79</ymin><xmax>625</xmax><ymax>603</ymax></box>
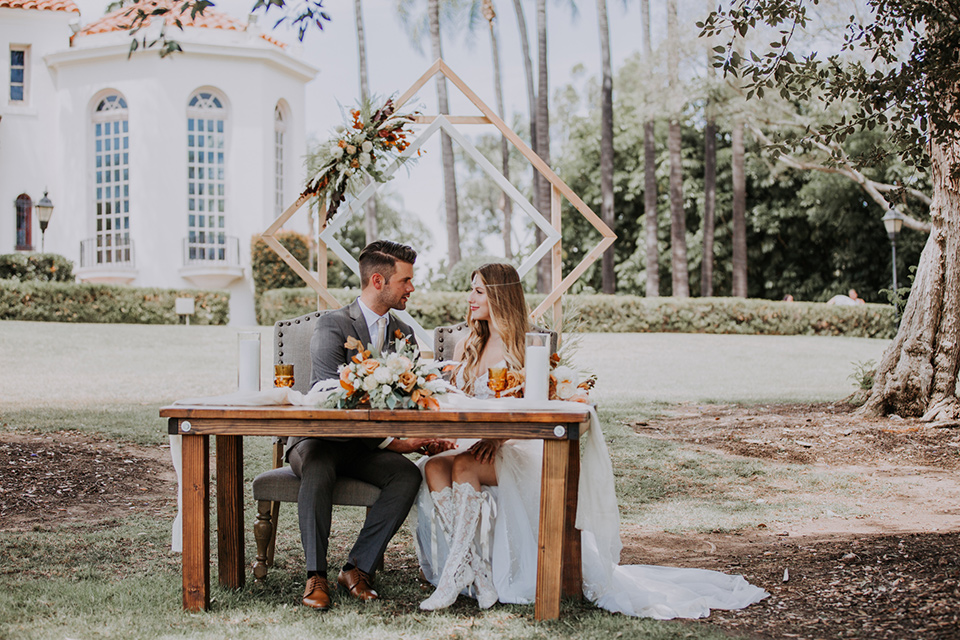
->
<box><xmin>468</xmin><ymin>439</ymin><xmax>502</xmax><ymax>464</ymax></box>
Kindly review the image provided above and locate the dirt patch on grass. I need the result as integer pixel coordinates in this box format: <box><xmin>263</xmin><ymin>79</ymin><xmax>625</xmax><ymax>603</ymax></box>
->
<box><xmin>628</xmin><ymin>403</ymin><xmax>960</xmax><ymax>639</ymax></box>
<box><xmin>0</xmin><ymin>431</ymin><xmax>174</xmax><ymax>531</ymax></box>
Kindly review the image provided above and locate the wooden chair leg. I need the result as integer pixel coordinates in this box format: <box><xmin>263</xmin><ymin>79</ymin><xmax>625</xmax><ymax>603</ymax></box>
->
<box><xmin>266</xmin><ymin>501</ymin><xmax>281</xmax><ymax>567</ymax></box>
<box><xmin>253</xmin><ymin>500</ymin><xmax>274</xmax><ymax>581</ymax></box>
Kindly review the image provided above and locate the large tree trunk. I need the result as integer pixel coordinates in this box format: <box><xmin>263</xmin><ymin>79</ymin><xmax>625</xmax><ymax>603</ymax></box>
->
<box><xmin>862</xmin><ymin>135</ymin><xmax>960</xmax><ymax>421</ymax></box>
<box><xmin>483</xmin><ymin>0</ymin><xmax>513</xmax><ymax>259</ymax></box>
<box><xmin>598</xmin><ymin>0</ymin><xmax>616</xmax><ymax>294</ymax></box>
<box><xmin>355</xmin><ymin>0</ymin><xmax>377</xmax><ymax>244</ymax></box>
<box><xmin>535</xmin><ymin>0</ymin><xmax>551</xmax><ymax>292</ymax></box>
<box><xmin>731</xmin><ymin>118</ymin><xmax>747</xmax><ymax>297</ymax></box>
<box><xmin>641</xmin><ymin>0</ymin><xmax>658</xmax><ymax>297</ymax></box>
<box><xmin>666</xmin><ymin>0</ymin><xmax>688</xmax><ymax>297</ymax></box>
<box><xmin>512</xmin><ymin>0</ymin><xmax>540</xmax><ymax>227</ymax></box>
<box><xmin>428</xmin><ymin>0</ymin><xmax>461</xmax><ymax>266</ymax></box>
<box><xmin>702</xmin><ymin>117</ymin><xmax>716</xmax><ymax>296</ymax></box>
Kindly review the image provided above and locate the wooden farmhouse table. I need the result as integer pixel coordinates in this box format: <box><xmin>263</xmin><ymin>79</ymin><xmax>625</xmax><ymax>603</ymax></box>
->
<box><xmin>161</xmin><ymin>403</ymin><xmax>592</xmax><ymax>620</ymax></box>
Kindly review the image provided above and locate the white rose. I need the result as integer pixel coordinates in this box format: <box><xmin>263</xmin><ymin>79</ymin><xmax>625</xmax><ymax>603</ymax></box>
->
<box><xmin>361</xmin><ymin>140</ymin><xmax>374</xmax><ymax>153</ymax></box>
<box><xmin>373</xmin><ymin>367</ymin><xmax>393</xmax><ymax>385</ymax></box>
<box><xmin>362</xmin><ymin>375</ymin><xmax>379</xmax><ymax>391</ymax></box>
<box><xmin>335</xmin><ymin>125</ymin><xmax>345</xmax><ymax>134</ymax></box>
<box><xmin>358</xmin><ymin>154</ymin><xmax>371</xmax><ymax>167</ymax></box>
<box><xmin>556</xmin><ymin>380</ymin><xmax>577</xmax><ymax>400</ymax></box>
<box><xmin>345</xmin><ymin>144</ymin><xmax>357</xmax><ymax>155</ymax></box>
<box><xmin>331</xmin><ymin>146</ymin><xmax>344</xmax><ymax>159</ymax></box>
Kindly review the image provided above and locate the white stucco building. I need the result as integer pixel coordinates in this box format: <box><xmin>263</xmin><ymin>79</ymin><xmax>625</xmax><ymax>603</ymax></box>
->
<box><xmin>0</xmin><ymin>0</ymin><xmax>316</xmax><ymax>324</ymax></box>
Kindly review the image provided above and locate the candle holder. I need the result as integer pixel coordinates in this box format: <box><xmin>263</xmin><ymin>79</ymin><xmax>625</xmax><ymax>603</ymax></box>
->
<box><xmin>524</xmin><ymin>332</ymin><xmax>550</xmax><ymax>401</ymax></box>
<box><xmin>237</xmin><ymin>331</ymin><xmax>261</xmax><ymax>392</ymax></box>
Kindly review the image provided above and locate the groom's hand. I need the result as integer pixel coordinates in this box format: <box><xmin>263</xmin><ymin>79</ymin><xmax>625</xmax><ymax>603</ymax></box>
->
<box><xmin>386</xmin><ymin>438</ymin><xmax>455</xmax><ymax>455</ymax></box>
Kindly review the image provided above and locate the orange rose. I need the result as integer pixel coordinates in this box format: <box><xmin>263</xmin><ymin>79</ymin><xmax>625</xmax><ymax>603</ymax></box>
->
<box><xmin>425</xmin><ymin>373</ymin><xmax>438</xmax><ymax>382</ymax></box>
<box><xmin>361</xmin><ymin>359</ymin><xmax>380</xmax><ymax>375</ymax></box>
<box><xmin>397</xmin><ymin>371</ymin><xmax>417</xmax><ymax>392</ymax></box>
<box><xmin>339</xmin><ymin>368</ymin><xmax>354</xmax><ymax>393</ymax></box>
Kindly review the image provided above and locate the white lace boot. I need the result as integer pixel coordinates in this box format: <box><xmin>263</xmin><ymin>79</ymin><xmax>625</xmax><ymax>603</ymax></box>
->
<box><xmin>430</xmin><ymin>486</ymin><xmax>456</xmax><ymax>537</ymax></box>
<box><xmin>470</xmin><ymin>549</ymin><xmax>498</xmax><ymax>609</ymax></box>
<box><xmin>420</xmin><ymin>483</ymin><xmax>482</xmax><ymax>611</ymax></box>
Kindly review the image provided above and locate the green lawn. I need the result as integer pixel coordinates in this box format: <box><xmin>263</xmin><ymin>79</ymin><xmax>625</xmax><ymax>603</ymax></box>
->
<box><xmin>0</xmin><ymin>321</ymin><xmax>893</xmax><ymax>639</ymax></box>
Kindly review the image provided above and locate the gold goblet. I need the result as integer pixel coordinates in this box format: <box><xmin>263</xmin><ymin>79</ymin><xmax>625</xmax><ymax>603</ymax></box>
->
<box><xmin>487</xmin><ymin>367</ymin><xmax>508</xmax><ymax>398</ymax></box>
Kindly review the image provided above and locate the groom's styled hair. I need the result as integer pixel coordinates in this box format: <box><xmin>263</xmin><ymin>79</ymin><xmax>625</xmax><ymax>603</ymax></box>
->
<box><xmin>358</xmin><ymin>240</ymin><xmax>418</xmax><ymax>287</ymax></box>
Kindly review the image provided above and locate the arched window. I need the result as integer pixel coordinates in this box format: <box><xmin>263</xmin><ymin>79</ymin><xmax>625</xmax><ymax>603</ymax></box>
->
<box><xmin>274</xmin><ymin>103</ymin><xmax>286</xmax><ymax>217</ymax></box>
<box><xmin>187</xmin><ymin>91</ymin><xmax>227</xmax><ymax>261</ymax></box>
<box><xmin>93</xmin><ymin>93</ymin><xmax>131</xmax><ymax>264</ymax></box>
<box><xmin>15</xmin><ymin>194</ymin><xmax>31</xmax><ymax>250</ymax></box>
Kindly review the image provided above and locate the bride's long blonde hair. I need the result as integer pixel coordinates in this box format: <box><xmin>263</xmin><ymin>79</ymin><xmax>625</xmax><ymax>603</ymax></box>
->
<box><xmin>459</xmin><ymin>263</ymin><xmax>530</xmax><ymax>392</ymax></box>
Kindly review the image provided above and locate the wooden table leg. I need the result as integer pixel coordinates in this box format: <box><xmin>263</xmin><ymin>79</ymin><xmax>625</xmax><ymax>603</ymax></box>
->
<box><xmin>561</xmin><ymin>437</ymin><xmax>582</xmax><ymax>599</ymax></box>
<box><xmin>536</xmin><ymin>438</ymin><xmax>571</xmax><ymax>621</ymax></box>
<box><xmin>182</xmin><ymin>434</ymin><xmax>210</xmax><ymax>611</ymax></box>
<box><xmin>216</xmin><ymin>435</ymin><xmax>245</xmax><ymax>589</ymax></box>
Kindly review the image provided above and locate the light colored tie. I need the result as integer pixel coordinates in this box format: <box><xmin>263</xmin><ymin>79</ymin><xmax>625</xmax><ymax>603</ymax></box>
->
<box><xmin>375</xmin><ymin>316</ymin><xmax>388</xmax><ymax>353</ymax></box>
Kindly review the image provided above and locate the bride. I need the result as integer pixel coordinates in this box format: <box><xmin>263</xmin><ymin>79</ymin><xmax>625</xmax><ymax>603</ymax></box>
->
<box><xmin>415</xmin><ymin>263</ymin><xmax>769</xmax><ymax>617</ymax></box>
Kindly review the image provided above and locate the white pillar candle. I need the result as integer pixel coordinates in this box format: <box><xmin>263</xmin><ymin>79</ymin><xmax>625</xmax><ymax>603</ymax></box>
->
<box><xmin>238</xmin><ymin>332</ymin><xmax>261</xmax><ymax>393</ymax></box>
<box><xmin>524</xmin><ymin>333</ymin><xmax>550</xmax><ymax>402</ymax></box>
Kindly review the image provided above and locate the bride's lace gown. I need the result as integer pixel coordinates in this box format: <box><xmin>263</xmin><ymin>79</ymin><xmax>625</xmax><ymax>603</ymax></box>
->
<box><xmin>414</xmin><ymin>365</ymin><xmax>768</xmax><ymax>618</ymax></box>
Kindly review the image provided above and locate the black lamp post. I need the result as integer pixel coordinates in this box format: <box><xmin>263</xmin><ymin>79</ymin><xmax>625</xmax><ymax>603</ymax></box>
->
<box><xmin>36</xmin><ymin>190</ymin><xmax>54</xmax><ymax>253</ymax></box>
<box><xmin>882</xmin><ymin>207</ymin><xmax>904</xmax><ymax>322</ymax></box>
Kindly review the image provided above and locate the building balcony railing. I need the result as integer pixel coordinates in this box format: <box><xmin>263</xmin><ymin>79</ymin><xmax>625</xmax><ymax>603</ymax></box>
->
<box><xmin>76</xmin><ymin>236</ymin><xmax>137</xmax><ymax>285</ymax></box>
<box><xmin>182</xmin><ymin>235</ymin><xmax>240</xmax><ymax>267</ymax></box>
<box><xmin>80</xmin><ymin>236</ymin><xmax>135</xmax><ymax>268</ymax></box>
<box><xmin>179</xmin><ymin>235</ymin><xmax>244</xmax><ymax>289</ymax></box>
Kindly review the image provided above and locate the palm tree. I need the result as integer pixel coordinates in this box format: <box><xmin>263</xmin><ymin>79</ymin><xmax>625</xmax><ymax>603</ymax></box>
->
<box><xmin>731</xmin><ymin>119</ymin><xmax>747</xmax><ymax>297</ymax></box>
<box><xmin>355</xmin><ymin>0</ymin><xmax>378</xmax><ymax>244</ymax></box>
<box><xmin>598</xmin><ymin>0</ymin><xmax>615</xmax><ymax>293</ymax></box>
<box><xmin>666</xmin><ymin>0</ymin><xmax>689</xmax><ymax>297</ymax></box>
<box><xmin>641</xmin><ymin>0</ymin><xmax>658</xmax><ymax>297</ymax></box>
<box><xmin>535</xmin><ymin>0</ymin><xmax>552</xmax><ymax>291</ymax></box>
<box><xmin>511</xmin><ymin>0</ymin><xmax>541</xmax><ymax>221</ymax></box>
<box><xmin>700</xmin><ymin>0</ymin><xmax>716</xmax><ymax>297</ymax></box>
<box><xmin>480</xmin><ymin>0</ymin><xmax>514</xmax><ymax>259</ymax></box>
<box><xmin>396</xmin><ymin>0</ymin><xmax>462</xmax><ymax>266</ymax></box>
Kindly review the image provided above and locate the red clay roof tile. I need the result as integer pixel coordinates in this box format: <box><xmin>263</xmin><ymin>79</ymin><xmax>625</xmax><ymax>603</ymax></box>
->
<box><xmin>0</xmin><ymin>0</ymin><xmax>79</xmax><ymax>12</ymax></box>
<box><xmin>75</xmin><ymin>0</ymin><xmax>285</xmax><ymax>49</ymax></box>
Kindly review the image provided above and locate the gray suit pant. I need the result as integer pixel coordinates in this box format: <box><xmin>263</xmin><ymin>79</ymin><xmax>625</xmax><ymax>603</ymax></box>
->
<box><xmin>288</xmin><ymin>438</ymin><xmax>421</xmax><ymax>575</ymax></box>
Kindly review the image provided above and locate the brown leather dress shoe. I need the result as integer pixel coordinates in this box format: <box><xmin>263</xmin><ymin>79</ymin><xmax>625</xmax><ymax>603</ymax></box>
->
<box><xmin>337</xmin><ymin>566</ymin><xmax>379</xmax><ymax>601</ymax></box>
<box><xmin>302</xmin><ymin>575</ymin><xmax>332</xmax><ymax>610</ymax></box>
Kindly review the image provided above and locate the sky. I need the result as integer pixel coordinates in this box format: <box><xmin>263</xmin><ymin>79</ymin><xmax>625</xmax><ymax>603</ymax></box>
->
<box><xmin>72</xmin><ymin>0</ymin><xmax>679</xmax><ymax>269</ymax></box>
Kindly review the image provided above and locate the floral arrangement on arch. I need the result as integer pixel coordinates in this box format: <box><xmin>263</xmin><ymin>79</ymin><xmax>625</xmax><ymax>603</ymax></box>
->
<box><xmin>324</xmin><ymin>331</ymin><xmax>450</xmax><ymax>410</ymax></box>
<box><xmin>496</xmin><ymin>354</ymin><xmax>596</xmax><ymax>403</ymax></box>
<box><xmin>302</xmin><ymin>96</ymin><xmax>420</xmax><ymax>221</ymax></box>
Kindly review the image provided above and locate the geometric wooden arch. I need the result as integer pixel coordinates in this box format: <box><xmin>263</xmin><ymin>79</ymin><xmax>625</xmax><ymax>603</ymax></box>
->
<box><xmin>261</xmin><ymin>58</ymin><xmax>615</xmax><ymax>342</ymax></box>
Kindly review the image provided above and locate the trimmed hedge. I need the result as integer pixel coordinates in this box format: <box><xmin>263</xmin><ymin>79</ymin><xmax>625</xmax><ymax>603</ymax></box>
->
<box><xmin>0</xmin><ymin>253</ymin><xmax>74</xmax><ymax>282</ymax></box>
<box><xmin>259</xmin><ymin>287</ymin><xmax>470</xmax><ymax>329</ymax></box>
<box><xmin>259</xmin><ymin>288</ymin><xmax>896</xmax><ymax>338</ymax></box>
<box><xmin>251</xmin><ymin>232</ymin><xmax>310</xmax><ymax>295</ymax></box>
<box><xmin>0</xmin><ymin>280</ymin><xmax>230</xmax><ymax>325</ymax></box>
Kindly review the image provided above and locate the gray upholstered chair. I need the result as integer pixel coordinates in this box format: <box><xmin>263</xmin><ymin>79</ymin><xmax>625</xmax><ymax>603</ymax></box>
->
<box><xmin>251</xmin><ymin>310</ymin><xmax>384</xmax><ymax>580</ymax></box>
<box><xmin>433</xmin><ymin>321</ymin><xmax>558</xmax><ymax>362</ymax></box>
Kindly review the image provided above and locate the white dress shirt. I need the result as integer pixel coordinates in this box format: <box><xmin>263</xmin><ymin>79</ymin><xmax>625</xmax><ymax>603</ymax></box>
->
<box><xmin>355</xmin><ymin>297</ymin><xmax>395</xmax><ymax>449</ymax></box>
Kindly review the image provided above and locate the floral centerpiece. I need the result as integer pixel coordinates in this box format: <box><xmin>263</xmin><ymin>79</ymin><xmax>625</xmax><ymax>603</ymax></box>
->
<box><xmin>498</xmin><ymin>354</ymin><xmax>596</xmax><ymax>403</ymax></box>
<box><xmin>302</xmin><ymin>96</ymin><xmax>419</xmax><ymax>221</ymax></box>
<box><xmin>324</xmin><ymin>331</ymin><xmax>449</xmax><ymax>410</ymax></box>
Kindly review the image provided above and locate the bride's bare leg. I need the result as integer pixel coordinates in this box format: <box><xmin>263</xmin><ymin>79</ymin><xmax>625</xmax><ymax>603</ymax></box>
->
<box><xmin>450</xmin><ymin>452</ymin><xmax>498</xmax><ymax>491</ymax></box>
<box><xmin>424</xmin><ymin>456</ymin><xmax>455</xmax><ymax>492</ymax></box>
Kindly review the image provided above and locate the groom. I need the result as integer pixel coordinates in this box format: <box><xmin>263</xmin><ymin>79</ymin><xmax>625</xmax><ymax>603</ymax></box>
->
<box><xmin>287</xmin><ymin>239</ymin><xmax>453</xmax><ymax>610</ymax></box>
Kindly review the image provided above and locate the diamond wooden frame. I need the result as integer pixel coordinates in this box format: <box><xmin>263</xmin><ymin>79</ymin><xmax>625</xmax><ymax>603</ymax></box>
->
<box><xmin>260</xmin><ymin>58</ymin><xmax>615</xmax><ymax>345</ymax></box>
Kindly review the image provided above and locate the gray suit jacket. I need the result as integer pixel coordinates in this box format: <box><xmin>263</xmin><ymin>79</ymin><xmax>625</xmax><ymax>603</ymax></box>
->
<box><xmin>286</xmin><ymin>299</ymin><xmax>415</xmax><ymax>456</ymax></box>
